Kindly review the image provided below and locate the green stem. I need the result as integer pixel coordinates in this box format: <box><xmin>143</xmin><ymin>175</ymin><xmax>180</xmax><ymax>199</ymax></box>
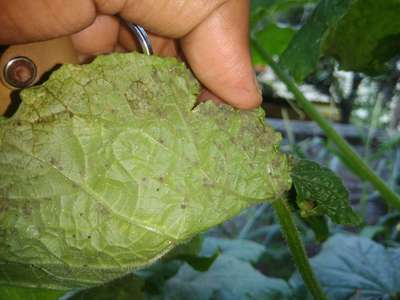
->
<box><xmin>273</xmin><ymin>200</ymin><xmax>327</xmax><ymax>300</ymax></box>
<box><xmin>252</xmin><ymin>39</ymin><xmax>400</xmax><ymax>211</ymax></box>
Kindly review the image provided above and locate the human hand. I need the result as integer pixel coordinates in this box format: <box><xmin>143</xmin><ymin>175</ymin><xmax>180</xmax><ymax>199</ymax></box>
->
<box><xmin>0</xmin><ymin>0</ymin><xmax>261</xmax><ymax>109</ymax></box>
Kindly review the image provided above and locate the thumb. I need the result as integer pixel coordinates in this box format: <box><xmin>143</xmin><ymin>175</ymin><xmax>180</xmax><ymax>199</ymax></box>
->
<box><xmin>181</xmin><ymin>0</ymin><xmax>261</xmax><ymax>109</ymax></box>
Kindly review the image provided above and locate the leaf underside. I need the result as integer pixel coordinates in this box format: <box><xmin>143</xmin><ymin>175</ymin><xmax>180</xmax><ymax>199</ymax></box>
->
<box><xmin>0</xmin><ymin>53</ymin><xmax>291</xmax><ymax>289</ymax></box>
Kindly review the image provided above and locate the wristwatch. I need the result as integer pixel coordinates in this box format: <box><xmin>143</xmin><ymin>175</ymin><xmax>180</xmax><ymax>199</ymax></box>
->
<box><xmin>0</xmin><ymin>23</ymin><xmax>152</xmax><ymax>116</ymax></box>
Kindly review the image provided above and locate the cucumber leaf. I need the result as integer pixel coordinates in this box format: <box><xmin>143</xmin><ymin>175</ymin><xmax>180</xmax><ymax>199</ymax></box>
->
<box><xmin>280</xmin><ymin>0</ymin><xmax>400</xmax><ymax>81</ymax></box>
<box><xmin>161</xmin><ymin>254</ymin><xmax>293</xmax><ymax>300</ymax></box>
<box><xmin>290</xmin><ymin>234</ymin><xmax>400</xmax><ymax>300</ymax></box>
<box><xmin>291</xmin><ymin>159</ymin><xmax>362</xmax><ymax>226</ymax></box>
<box><xmin>0</xmin><ymin>53</ymin><xmax>291</xmax><ymax>289</ymax></box>
<box><xmin>252</xmin><ymin>24</ymin><xmax>296</xmax><ymax>65</ymax></box>
<box><xmin>322</xmin><ymin>0</ymin><xmax>400</xmax><ymax>75</ymax></box>
<box><xmin>200</xmin><ymin>237</ymin><xmax>266</xmax><ymax>264</ymax></box>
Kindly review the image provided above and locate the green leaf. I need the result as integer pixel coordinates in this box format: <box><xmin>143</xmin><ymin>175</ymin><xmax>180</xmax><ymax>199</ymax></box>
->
<box><xmin>250</xmin><ymin>0</ymin><xmax>312</xmax><ymax>65</ymax></box>
<box><xmin>252</xmin><ymin>24</ymin><xmax>296</xmax><ymax>65</ymax></box>
<box><xmin>280</xmin><ymin>0</ymin><xmax>400</xmax><ymax>81</ymax></box>
<box><xmin>291</xmin><ymin>159</ymin><xmax>362</xmax><ymax>225</ymax></box>
<box><xmin>0</xmin><ymin>53</ymin><xmax>292</xmax><ymax>289</ymax></box>
<box><xmin>66</xmin><ymin>274</ymin><xmax>145</xmax><ymax>300</ymax></box>
<box><xmin>290</xmin><ymin>234</ymin><xmax>400</xmax><ymax>300</ymax></box>
<box><xmin>200</xmin><ymin>237</ymin><xmax>266</xmax><ymax>264</ymax></box>
<box><xmin>0</xmin><ymin>286</ymin><xmax>64</xmax><ymax>300</ymax></box>
<box><xmin>322</xmin><ymin>0</ymin><xmax>400</xmax><ymax>74</ymax></box>
<box><xmin>161</xmin><ymin>254</ymin><xmax>293</xmax><ymax>300</ymax></box>
<box><xmin>280</xmin><ymin>0</ymin><xmax>352</xmax><ymax>81</ymax></box>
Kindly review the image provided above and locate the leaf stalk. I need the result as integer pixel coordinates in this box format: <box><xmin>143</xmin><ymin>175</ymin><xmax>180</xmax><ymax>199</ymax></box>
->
<box><xmin>273</xmin><ymin>200</ymin><xmax>327</xmax><ymax>300</ymax></box>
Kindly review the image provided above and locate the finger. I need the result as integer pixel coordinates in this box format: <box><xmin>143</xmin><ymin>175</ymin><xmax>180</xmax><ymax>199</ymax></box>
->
<box><xmin>181</xmin><ymin>0</ymin><xmax>261</xmax><ymax>109</ymax></box>
<box><xmin>118</xmin><ymin>25</ymin><xmax>140</xmax><ymax>52</ymax></box>
<box><xmin>114</xmin><ymin>43</ymin><xmax>127</xmax><ymax>53</ymax></box>
<box><xmin>96</xmin><ymin>0</ymin><xmax>228</xmax><ymax>38</ymax></box>
<box><xmin>71</xmin><ymin>14</ymin><xmax>120</xmax><ymax>55</ymax></box>
<box><xmin>0</xmin><ymin>0</ymin><xmax>96</xmax><ymax>44</ymax></box>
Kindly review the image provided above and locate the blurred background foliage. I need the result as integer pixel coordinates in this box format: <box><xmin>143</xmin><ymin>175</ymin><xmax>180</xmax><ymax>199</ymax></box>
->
<box><xmin>2</xmin><ymin>1</ymin><xmax>400</xmax><ymax>299</ymax></box>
